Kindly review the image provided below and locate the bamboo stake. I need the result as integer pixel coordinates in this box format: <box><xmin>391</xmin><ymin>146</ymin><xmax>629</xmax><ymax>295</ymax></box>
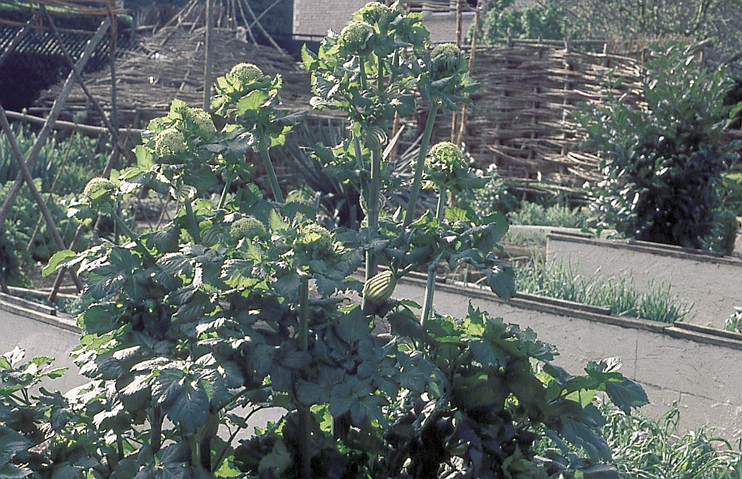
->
<box><xmin>241</xmin><ymin>0</ymin><xmax>288</xmax><ymax>56</ymax></box>
<box><xmin>41</xmin><ymin>7</ymin><xmax>131</xmax><ymax>162</ymax></box>
<box><xmin>0</xmin><ymin>9</ymin><xmax>42</xmax><ymax>68</ymax></box>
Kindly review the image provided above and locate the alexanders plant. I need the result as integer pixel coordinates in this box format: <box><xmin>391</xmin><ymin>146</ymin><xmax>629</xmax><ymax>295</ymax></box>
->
<box><xmin>22</xmin><ymin>3</ymin><xmax>649</xmax><ymax>478</ymax></box>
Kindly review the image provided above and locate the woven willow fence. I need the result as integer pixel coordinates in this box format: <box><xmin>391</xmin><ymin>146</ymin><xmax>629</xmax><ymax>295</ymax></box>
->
<box><xmin>442</xmin><ymin>39</ymin><xmax>645</xmax><ymax>186</ymax></box>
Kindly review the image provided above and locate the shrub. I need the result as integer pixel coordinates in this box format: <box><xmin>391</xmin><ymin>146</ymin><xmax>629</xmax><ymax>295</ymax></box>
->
<box><xmin>574</xmin><ymin>42</ymin><xmax>739</xmax><ymax>250</ymax></box>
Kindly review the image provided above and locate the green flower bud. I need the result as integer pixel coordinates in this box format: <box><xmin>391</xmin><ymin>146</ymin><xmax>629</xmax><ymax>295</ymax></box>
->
<box><xmin>154</xmin><ymin>128</ymin><xmax>187</xmax><ymax>157</ymax></box>
<box><xmin>188</xmin><ymin>108</ymin><xmax>217</xmax><ymax>137</ymax></box>
<box><xmin>426</xmin><ymin>141</ymin><xmax>467</xmax><ymax>187</ymax></box>
<box><xmin>356</xmin><ymin>1</ymin><xmax>390</xmax><ymax>25</ymax></box>
<box><xmin>339</xmin><ymin>20</ymin><xmax>374</xmax><ymax>53</ymax></box>
<box><xmin>230</xmin><ymin>216</ymin><xmax>268</xmax><ymax>241</ymax></box>
<box><xmin>429</xmin><ymin>43</ymin><xmax>468</xmax><ymax>81</ymax></box>
<box><xmin>228</xmin><ymin>62</ymin><xmax>265</xmax><ymax>86</ymax></box>
<box><xmin>362</xmin><ymin>270</ymin><xmax>397</xmax><ymax>305</ymax></box>
<box><xmin>83</xmin><ymin>177</ymin><xmax>117</xmax><ymax>212</ymax></box>
<box><xmin>294</xmin><ymin>223</ymin><xmax>334</xmax><ymax>256</ymax></box>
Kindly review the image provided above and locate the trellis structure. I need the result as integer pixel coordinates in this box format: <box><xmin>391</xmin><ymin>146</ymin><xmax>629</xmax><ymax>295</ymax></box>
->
<box><xmin>0</xmin><ymin>0</ymin><xmax>127</xmax><ymax>296</ymax></box>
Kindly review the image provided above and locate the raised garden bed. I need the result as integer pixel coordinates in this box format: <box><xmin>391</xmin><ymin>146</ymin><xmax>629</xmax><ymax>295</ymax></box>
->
<box><xmin>546</xmin><ymin>232</ymin><xmax>742</xmax><ymax>330</ymax></box>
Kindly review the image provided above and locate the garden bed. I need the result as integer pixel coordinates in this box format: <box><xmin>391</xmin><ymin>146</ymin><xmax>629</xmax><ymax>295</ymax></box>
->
<box><xmin>546</xmin><ymin>232</ymin><xmax>742</xmax><ymax>330</ymax></box>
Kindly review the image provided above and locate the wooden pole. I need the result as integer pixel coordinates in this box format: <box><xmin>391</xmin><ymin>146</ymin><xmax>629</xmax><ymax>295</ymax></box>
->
<box><xmin>40</xmin><ymin>7</ymin><xmax>132</xmax><ymax>162</ymax></box>
<box><xmin>0</xmin><ymin>9</ymin><xmax>42</xmax><ymax>68</ymax></box>
<box><xmin>455</xmin><ymin>0</ymin><xmax>481</xmax><ymax>146</ymax></box>
<box><xmin>203</xmin><ymin>0</ymin><xmax>214</xmax><ymax>110</ymax></box>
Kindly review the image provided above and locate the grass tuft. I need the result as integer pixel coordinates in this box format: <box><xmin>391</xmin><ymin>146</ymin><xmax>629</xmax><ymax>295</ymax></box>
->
<box><xmin>514</xmin><ymin>256</ymin><xmax>692</xmax><ymax>323</ymax></box>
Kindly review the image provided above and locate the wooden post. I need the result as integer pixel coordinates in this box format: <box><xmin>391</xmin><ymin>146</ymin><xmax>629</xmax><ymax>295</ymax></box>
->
<box><xmin>41</xmin><ymin>7</ymin><xmax>131</xmax><ymax>162</ymax></box>
<box><xmin>203</xmin><ymin>0</ymin><xmax>215</xmax><ymax>110</ymax></box>
<box><xmin>0</xmin><ymin>9</ymin><xmax>42</xmax><ymax>68</ymax></box>
<box><xmin>456</xmin><ymin>0</ymin><xmax>482</xmax><ymax>146</ymax></box>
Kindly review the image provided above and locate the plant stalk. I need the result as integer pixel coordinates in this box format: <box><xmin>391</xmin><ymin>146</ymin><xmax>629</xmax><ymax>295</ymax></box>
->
<box><xmin>403</xmin><ymin>101</ymin><xmax>439</xmax><ymax>228</ymax></box>
<box><xmin>299</xmin><ymin>275</ymin><xmax>311</xmax><ymax>479</ymax></box>
<box><xmin>366</xmin><ymin>146</ymin><xmax>382</xmax><ymax>281</ymax></box>
<box><xmin>258</xmin><ymin>144</ymin><xmax>284</xmax><ymax>203</ymax></box>
<box><xmin>218</xmin><ymin>173</ymin><xmax>233</xmax><ymax>209</ymax></box>
<box><xmin>184</xmin><ymin>199</ymin><xmax>202</xmax><ymax>243</ymax></box>
<box><xmin>111</xmin><ymin>211</ymin><xmax>157</xmax><ymax>265</ymax></box>
<box><xmin>421</xmin><ymin>186</ymin><xmax>446</xmax><ymax>324</ymax></box>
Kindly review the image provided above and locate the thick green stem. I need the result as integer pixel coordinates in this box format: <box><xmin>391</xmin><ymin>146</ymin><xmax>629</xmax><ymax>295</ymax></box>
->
<box><xmin>184</xmin><ymin>199</ymin><xmax>202</xmax><ymax>243</ymax></box>
<box><xmin>299</xmin><ymin>275</ymin><xmax>309</xmax><ymax>352</ymax></box>
<box><xmin>217</xmin><ymin>173</ymin><xmax>233</xmax><ymax>209</ymax></box>
<box><xmin>258</xmin><ymin>144</ymin><xmax>284</xmax><ymax>203</ymax></box>
<box><xmin>420</xmin><ymin>259</ymin><xmax>438</xmax><ymax>324</ymax></box>
<box><xmin>421</xmin><ymin>187</ymin><xmax>446</xmax><ymax>324</ymax></box>
<box><xmin>151</xmin><ymin>406</ymin><xmax>163</xmax><ymax>454</ymax></box>
<box><xmin>404</xmin><ymin>102</ymin><xmax>439</xmax><ymax>228</ymax></box>
<box><xmin>359</xmin><ymin>56</ymin><xmax>367</xmax><ymax>90</ymax></box>
<box><xmin>111</xmin><ymin>211</ymin><xmax>156</xmax><ymax>265</ymax></box>
<box><xmin>298</xmin><ymin>275</ymin><xmax>311</xmax><ymax>479</ymax></box>
<box><xmin>366</xmin><ymin>146</ymin><xmax>382</xmax><ymax>281</ymax></box>
<box><xmin>435</xmin><ymin>185</ymin><xmax>447</xmax><ymax>222</ymax></box>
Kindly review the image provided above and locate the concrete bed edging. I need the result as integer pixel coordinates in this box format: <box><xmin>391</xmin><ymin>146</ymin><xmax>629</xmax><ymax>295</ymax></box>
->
<box><xmin>4</xmin><ymin>276</ymin><xmax>742</xmax><ymax>437</ymax></box>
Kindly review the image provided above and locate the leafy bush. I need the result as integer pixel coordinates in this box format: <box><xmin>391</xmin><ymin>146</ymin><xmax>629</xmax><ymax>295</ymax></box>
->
<box><xmin>21</xmin><ymin>4</ymin><xmax>648</xmax><ymax>479</ymax></box>
<box><xmin>479</xmin><ymin>0</ymin><xmax>565</xmax><ymax>42</ymax></box>
<box><xmin>457</xmin><ymin>169</ymin><xmax>519</xmax><ymax>216</ymax></box>
<box><xmin>0</xmin><ymin>123</ymin><xmax>110</xmax><ymax>195</ymax></box>
<box><xmin>574</xmin><ymin>42</ymin><xmax>739</xmax><ymax>250</ymax></box>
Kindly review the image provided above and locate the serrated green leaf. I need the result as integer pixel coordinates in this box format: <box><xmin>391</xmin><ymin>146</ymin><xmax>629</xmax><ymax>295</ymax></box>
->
<box><xmin>135</xmin><ymin>144</ymin><xmax>154</xmax><ymax>170</ymax></box>
<box><xmin>236</xmin><ymin>90</ymin><xmax>269</xmax><ymax>115</ymax></box>
<box><xmin>43</xmin><ymin>250</ymin><xmax>76</xmax><ymax>277</ymax></box>
<box><xmin>605</xmin><ymin>378</ymin><xmax>649</xmax><ymax>414</ymax></box>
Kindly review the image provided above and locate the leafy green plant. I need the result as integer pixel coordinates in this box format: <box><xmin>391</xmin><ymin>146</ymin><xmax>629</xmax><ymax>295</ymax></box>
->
<box><xmin>508</xmin><ymin>201</ymin><xmax>592</xmax><ymax>228</ymax></box>
<box><xmin>479</xmin><ymin>0</ymin><xmax>565</xmax><ymax>43</ymax></box>
<box><xmin>601</xmin><ymin>403</ymin><xmax>742</xmax><ymax>479</ymax></box>
<box><xmin>575</xmin><ymin>42</ymin><xmax>740</xmax><ymax>250</ymax></box>
<box><xmin>457</xmin><ymin>167</ymin><xmax>519</xmax><ymax>216</ymax></box>
<box><xmin>515</xmin><ymin>256</ymin><xmax>692</xmax><ymax>323</ymax></box>
<box><xmin>22</xmin><ymin>3</ymin><xmax>651</xmax><ymax>478</ymax></box>
<box><xmin>724</xmin><ymin>307</ymin><xmax>742</xmax><ymax>333</ymax></box>
<box><xmin>0</xmin><ymin>123</ymin><xmax>110</xmax><ymax>195</ymax></box>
